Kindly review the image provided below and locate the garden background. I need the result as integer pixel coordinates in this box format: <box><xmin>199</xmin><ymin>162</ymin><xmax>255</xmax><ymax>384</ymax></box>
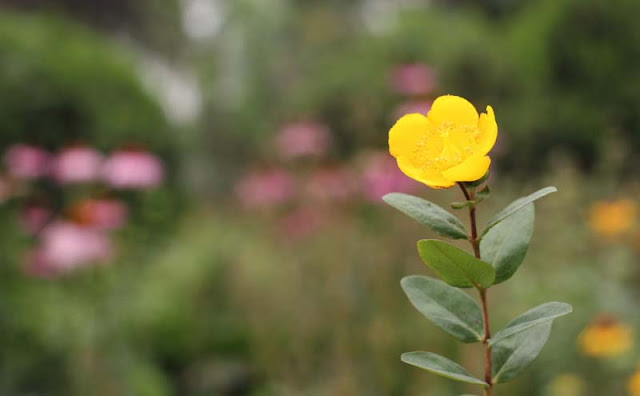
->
<box><xmin>0</xmin><ymin>0</ymin><xmax>638</xmax><ymax>395</ymax></box>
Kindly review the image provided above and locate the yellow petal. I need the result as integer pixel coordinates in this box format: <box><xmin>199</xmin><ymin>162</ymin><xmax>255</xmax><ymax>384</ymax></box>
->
<box><xmin>476</xmin><ymin>105</ymin><xmax>497</xmax><ymax>155</ymax></box>
<box><xmin>441</xmin><ymin>155</ymin><xmax>491</xmax><ymax>182</ymax></box>
<box><xmin>397</xmin><ymin>156</ymin><xmax>455</xmax><ymax>189</ymax></box>
<box><xmin>427</xmin><ymin>95</ymin><xmax>478</xmax><ymax>126</ymax></box>
<box><xmin>388</xmin><ymin>113</ymin><xmax>433</xmax><ymax>158</ymax></box>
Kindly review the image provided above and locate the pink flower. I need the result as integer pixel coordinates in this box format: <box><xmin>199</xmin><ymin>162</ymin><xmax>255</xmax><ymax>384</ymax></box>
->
<box><xmin>50</xmin><ymin>146</ymin><xmax>103</xmax><ymax>184</ymax></box>
<box><xmin>70</xmin><ymin>199</ymin><xmax>128</xmax><ymax>230</ymax></box>
<box><xmin>304</xmin><ymin>167</ymin><xmax>357</xmax><ymax>203</ymax></box>
<box><xmin>389</xmin><ymin>63</ymin><xmax>436</xmax><ymax>96</ymax></box>
<box><xmin>235</xmin><ymin>169</ymin><xmax>295</xmax><ymax>209</ymax></box>
<box><xmin>280</xmin><ymin>207</ymin><xmax>324</xmax><ymax>240</ymax></box>
<box><xmin>24</xmin><ymin>221</ymin><xmax>112</xmax><ymax>277</ymax></box>
<box><xmin>360</xmin><ymin>151</ymin><xmax>419</xmax><ymax>201</ymax></box>
<box><xmin>4</xmin><ymin>144</ymin><xmax>50</xmax><ymax>179</ymax></box>
<box><xmin>102</xmin><ymin>150</ymin><xmax>164</xmax><ymax>189</ymax></box>
<box><xmin>392</xmin><ymin>100</ymin><xmax>433</xmax><ymax>120</ymax></box>
<box><xmin>19</xmin><ymin>206</ymin><xmax>52</xmax><ymax>235</ymax></box>
<box><xmin>275</xmin><ymin>122</ymin><xmax>331</xmax><ymax>160</ymax></box>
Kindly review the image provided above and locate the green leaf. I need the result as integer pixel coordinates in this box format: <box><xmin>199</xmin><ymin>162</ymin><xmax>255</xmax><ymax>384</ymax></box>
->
<box><xmin>476</xmin><ymin>185</ymin><xmax>490</xmax><ymax>202</ymax></box>
<box><xmin>490</xmin><ymin>302</ymin><xmax>572</xmax><ymax>346</ymax></box>
<box><xmin>491</xmin><ymin>321</ymin><xmax>552</xmax><ymax>384</ymax></box>
<box><xmin>401</xmin><ymin>352</ymin><xmax>487</xmax><ymax>385</ymax></box>
<box><xmin>451</xmin><ymin>201</ymin><xmax>475</xmax><ymax>210</ymax></box>
<box><xmin>480</xmin><ymin>204</ymin><xmax>534</xmax><ymax>284</ymax></box>
<box><xmin>417</xmin><ymin>240</ymin><xmax>495</xmax><ymax>289</ymax></box>
<box><xmin>481</xmin><ymin>186</ymin><xmax>557</xmax><ymax>237</ymax></box>
<box><xmin>401</xmin><ymin>275</ymin><xmax>483</xmax><ymax>343</ymax></box>
<box><xmin>383</xmin><ymin>193</ymin><xmax>467</xmax><ymax>239</ymax></box>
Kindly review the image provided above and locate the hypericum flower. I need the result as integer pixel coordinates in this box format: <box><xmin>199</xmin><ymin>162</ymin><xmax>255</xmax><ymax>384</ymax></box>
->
<box><xmin>628</xmin><ymin>366</ymin><xmax>640</xmax><ymax>396</ymax></box>
<box><xmin>547</xmin><ymin>374</ymin><xmax>585</xmax><ymax>396</ymax></box>
<box><xmin>588</xmin><ymin>199</ymin><xmax>636</xmax><ymax>239</ymax></box>
<box><xmin>578</xmin><ymin>315</ymin><xmax>633</xmax><ymax>358</ymax></box>
<box><xmin>388</xmin><ymin>95</ymin><xmax>497</xmax><ymax>188</ymax></box>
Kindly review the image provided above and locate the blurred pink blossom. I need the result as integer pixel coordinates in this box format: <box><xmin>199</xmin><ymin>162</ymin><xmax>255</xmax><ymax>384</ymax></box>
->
<box><xmin>280</xmin><ymin>207</ymin><xmax>324</xmax><ymax>240</ymax></box>
<box><xmin>361</xmin><ymin>152</ymin><xmax>420</xmax><ymax>201</ymax></box>
<box><xmin>236</xmin><ymin>169</ymin><xmax>295</xmax><ymax>209</ymax></box>
<box><xmin>19</xmin><ymin>206</ymin><xmax>52</xmax><ymax>235</ymax></box>
<box><xmin>392</xmin><ymin>100</ymin><xmax>433</xmax><ymax>119</ymax></box>
<box><xmin>304</xmin><ymin>167</ymin><xmax>357</xmax><ymax>203</ymax></box>
<box><xmin>24</xmin><ymin>221</ymin><xmax>112</xmax><ymax>277</ymax></box>
<box><xmin>389</xmin><ymin>63</ymin><xmax>436</xmax><ymax>96</ymax></box>
<box><xmin>275</xmin><ymin>122</ymin><xmax>331</xmax><ymax>160</ymax></box>
<box><xmin>4</xmin><ymin>144</ymin><xmax>50</xmax><ymax>179</ymax></box>
<box><xmin>50</xmin><ymin>146</ymin><xmax>103</xmax><ymax>184</ymax></box>
<box><xmin>71</xmin><ymin>199</ymin><xmax>128</xmax><ymax>231</ymax></box>
<box><xmin>102</xmin><ymin>150</ymin><xmax>164</xmax><ymax>189</ymax></box>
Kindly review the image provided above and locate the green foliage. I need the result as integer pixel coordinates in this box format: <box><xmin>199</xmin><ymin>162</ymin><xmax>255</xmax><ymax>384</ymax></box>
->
<box><xmin>401</xmin><ymin>352</ymin><xmax>487</xmax><ymax>385</ymax></box>
<box><xmin>417</xmin><ymin>240</ymin><xmax>495</xmax><ymax>289</ymax></box>
<box><xmin>0</xmin><ymin>12</ymin><xmax>173</xmax><ymax>155</ymax></box>
<box><xmin>482</xmin><ymin>186</ymin><xmax>556</xmax><ymax>236</ymax></box>
<box><xmin>401</xmin><ymin>275</ymin><xmax>483</xmax><ymax>343</ymax></box>
<box><xmin>481</xmin><ymin>203</ymin><xmax>534</xmax><ymax>284</ymax></box>
<box><xmin>389</xmin><ymin>183</ymin><xmax>571</xmax><ymax>390</ymax></box>
<box><xmin>491</xmin><ymin>321</ymin><xmax>552</xmax><ymax>384</ymax></box>
<box><xmin>383</xmin><ymin>193</ymin><xmax>468</xmax><ymax>240</ymax></box>
<box><xmin>490</xmin><ymin>302</ymin><xmax>572</xmax><ymax>346</ymax></box>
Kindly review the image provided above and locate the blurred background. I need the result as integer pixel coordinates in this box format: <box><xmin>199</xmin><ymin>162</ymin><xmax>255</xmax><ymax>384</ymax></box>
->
<box><xmin>0</xmin><ymin>0</ymin><xmax>638</xmax><ymax>395</ymax></box>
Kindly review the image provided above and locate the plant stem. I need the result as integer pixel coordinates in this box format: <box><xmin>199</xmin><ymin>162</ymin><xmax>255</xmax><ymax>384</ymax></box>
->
<box><xmin>458</xmin><ymin>183</ymin><xmax>493</xmax><ymax>396</ymax></box>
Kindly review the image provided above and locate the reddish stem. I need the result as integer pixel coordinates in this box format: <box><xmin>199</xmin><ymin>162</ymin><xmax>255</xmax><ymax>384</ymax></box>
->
<box><xmin>458</xmin><ymin>183</ymin><xmax>493</xmax><ymax>396</ymax></box>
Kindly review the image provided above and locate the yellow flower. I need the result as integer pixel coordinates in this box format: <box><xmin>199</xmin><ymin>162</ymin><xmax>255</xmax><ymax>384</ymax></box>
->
<box><xmin>628</xmin><ymin>367</ymin><xmax>640</xmax><ymax>396</ymax></box>
<box><xmin>547</xmin><ymin>374</ymin><xmax>585</xmax><ymax>396</ymax></box>
<box><xmin>388</xmin><ymin>95</ymin><xmax>497</xmax><ymax>188</ymax></box>
<box><xmin>578</xmin><ymin>315</ymin><xmax>633</xmax><ymax>357</ymax></box>
<box><xmin>588</xmin><ymin>199</ymin><xmax>637</xmax><ymax>239</ymax></box>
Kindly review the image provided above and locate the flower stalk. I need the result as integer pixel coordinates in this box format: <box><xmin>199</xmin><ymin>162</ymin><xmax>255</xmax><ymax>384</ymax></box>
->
<box><xmin>385</xmin><ymin>95</ymin><xmax>570</xmax><ymax>395</ymax></box>
<box><xmin>459</xmin><ymin>182</ymin><xmax>493</xmax><ymax>395</ymax></box>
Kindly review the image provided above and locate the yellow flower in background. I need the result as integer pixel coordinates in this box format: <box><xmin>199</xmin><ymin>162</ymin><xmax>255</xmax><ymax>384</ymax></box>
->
<box><xmin>548</xmin><ymin>374</ymin><xmax>585</xmax><ymax>396</ymax></box>
<box><xmin>578</xmin><ymin>315</ymin><xmax>633</xmax><ymax>357</ymax></box>
<box><xmin>588</xmin><ymin>199</ymin><xmax>636</xmax><ymax>239</ymax></box>
<box><xmin>388</xmin><ymin>95</ymin><xmax>497</xmax><ymax>189</ymax></box>
<box><xmin>628</xmin><ymin>366</ymin><xmax>640</xmax><ymax>396</ymax></box>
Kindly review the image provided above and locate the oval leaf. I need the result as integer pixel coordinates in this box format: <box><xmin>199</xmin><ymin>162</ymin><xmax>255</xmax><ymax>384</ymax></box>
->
<box><xmin>401</xmin><ymin>275</ymin><xmax>483</xmax><ymax>343</ymax></box>
<box><xmin>481</xmin><ymin>186</ymin><xmax>557</xmax><ymax>237</ymax></box>
<box><xmin>401</xmin><ymin>352</ymin><xmax>487</xmax><ymax>385</ymax></box>
<box><xmin>383</xmin><ymin>193</ymin><xmax>467</xmax><ymax>239</ymax></box>
<box><xmin>480</xmin><ymin>204</ymin><xmax>534</xmax><ymax>284</ymax></box>
<box><xmin>491</xmin><ymin>321</ymin><xmax>552</xmax><ymax>384</ymax></box>
<box><xmin>417</xmin><ymin>240</ymin><xmax>495</xmax><ymax>289</ymax></box>
<box><xmin>490</xmin><ymin>302</ymin><xmax>572</xmax><ymax>346</ymax></box>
